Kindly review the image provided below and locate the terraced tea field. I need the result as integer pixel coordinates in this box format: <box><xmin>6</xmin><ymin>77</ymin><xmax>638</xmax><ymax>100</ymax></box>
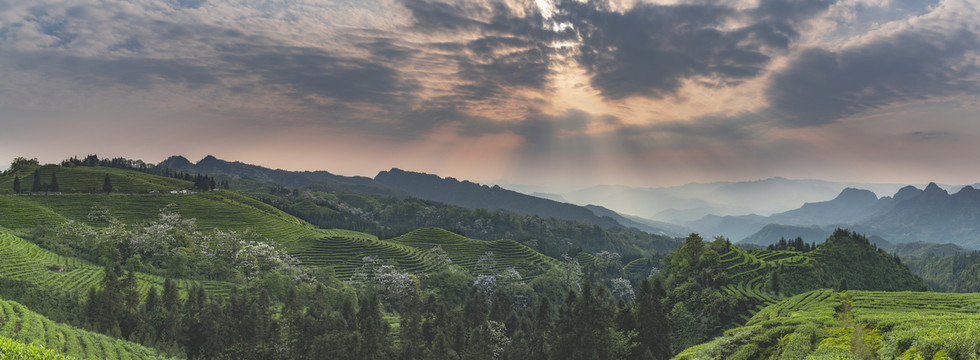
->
<box><xmin>0</xmin><ymin>298</ymin><xmax>173</xmax><ymax>359</ymax></box>
<box><xmin>674</xmin><ymin>289</ymin><xmax>980</xmax><ymax>359</ymax></box>
<box><xmin>294</xmin><ymin>228</ymin><xmax>558</xmax><ymax>280</ymax></box>
<box><xmin>390</xmin><ymin>228</ymin><xmax>557</xmax><ymax>278</ymax></box>
<box><xmin>0</xmin><ymin>229</ymin><xmax>233</xmax><ymax>298</ymax></box>
<box><xmin>293</xmin><ymin>234</ymin><xmax>438</xmax><ymax>279</ymax></box>
<box><xmin>717</xmin><ymin>247</ymin><xmax>801</xmax><ymax>316</ymax></box>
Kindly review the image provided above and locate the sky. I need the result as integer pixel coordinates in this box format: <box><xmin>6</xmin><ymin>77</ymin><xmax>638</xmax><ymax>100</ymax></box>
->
<box><xmin>1</xmin><ymin>0</ymin><xmax>979</xmax><ymax>188</ymax></box>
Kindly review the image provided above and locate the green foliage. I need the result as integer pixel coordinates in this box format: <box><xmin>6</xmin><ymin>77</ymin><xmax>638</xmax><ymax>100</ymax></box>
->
<box><xmin>673</xmin><ymin>289</ymin><xmax>980</xmax><ymax>360</ymax></box>
<box><xmin>0</xmin><ymin>298</ymin><xmax>173</xmax><ymax>359</ymax></box>
<box><xmin>9</xmin><ymin>158</ymin><xmax>40</xmax><ymax>172</ymax></box>
<box><xmin>0</xmin><ymin>336</ymin><xmax>73</xmax><ymax>360</ymax></box>
<box><xmin>0</xmin><ymin>228</ymin><xmax>233</xmax><ymax>300</ymax></box>
<box><xmin>903</xmin><ymin>251</ymin><xmax>980</xmax><ymax>292</ymax></box>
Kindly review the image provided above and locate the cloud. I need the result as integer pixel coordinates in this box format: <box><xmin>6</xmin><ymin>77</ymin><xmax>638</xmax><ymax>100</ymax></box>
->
<box><xmin>907</xmin><ymin>130</ymin><xmax>953</xmax><ymax>140</ymax></box>
<box><xmin>7</xmin><ymin>52</ymin><xmax>219</xmax><ymax>90</ymax></box>
<box><xmin>767</xmin><ymin>27</ymin><xmax>980</xmax><ymax>126</ymax></box>
<box><xmin>557</xmin><ymin>0</ymin><xmax>835</xmax><ymax>101</ymax></box>
<box><xmin>400</xmin><ymin>0</ymin><xmax>557</xmax><ymax>103</ymax></box>
<box><xmin>217</xmin><ymin>44</ymin><xmax>419</xmax><ymax>104</ymax></box>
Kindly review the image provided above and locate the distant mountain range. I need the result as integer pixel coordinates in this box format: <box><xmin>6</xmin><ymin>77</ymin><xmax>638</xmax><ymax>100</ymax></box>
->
<box><xmin>512</xmin><ymin>177</ymin><xmax>915</xmax><ymax>223</ymax></box>
<box><xmin>690</xmin><ymin>183</ymin><xmax>980</xmax><ymax>249</ymax></box>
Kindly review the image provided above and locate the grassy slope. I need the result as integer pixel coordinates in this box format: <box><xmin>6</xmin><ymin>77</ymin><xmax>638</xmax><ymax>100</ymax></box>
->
<box><xmin>0</xmin><ymin>165</ymin><xmax>191</xmax><ymax>195</ymax></box>
<box><xmin>0</xmin><ymin>298</ymin><xmax>173</xmax><ymax>360</ymax></box>
<box><xmin>673</xmin><ymin>289</ymin><xmax>980</xmax><ymax>359</ymax></box>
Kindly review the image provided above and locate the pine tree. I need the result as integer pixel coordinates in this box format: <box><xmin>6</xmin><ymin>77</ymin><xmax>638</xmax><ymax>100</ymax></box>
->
<box><xmin>119</xmin><ymin>264</ymin><xmax>140</xmax><ymax>338</ymax></box>
<box><xmin>12</xmin><ymin>175</ymin><xmax>20</xmax><ymax>193</ymax></box>
<box><xmin>358</xmin><ymin>293</ymin><xmax>392</xmax><ymax>359</ymax></box>
<box><xmin>103</xmin><ymin>174</ymin><xmax>113</xmax><ymax>193</ymax></box>
<box><xmin>770</xmin><ymin>270</ymin><xmax>780</xmax><ymax>295</ymax></box>
<box><xmin>31</xmin><ymin>169</ymin><xmax>41</xmax><ymax>192</ymax></box>
<box><xmin>529</xmin><ymin>297</ymin><xmax>552</xmax><ymax>359</ymax></box>
<box><xmin>49</xmin><ymin>172</ymin><xmax>59</xmax><ymax>193</ymax></box>
<box><xmin>635</xmin><ymin>278</ymin><xmax>671</xmax><ymax>360</ymax></box>
<box><xmin>95</xmin><ymin>257</ymin><xmax>125</xmax><ymax>336</ymax></box>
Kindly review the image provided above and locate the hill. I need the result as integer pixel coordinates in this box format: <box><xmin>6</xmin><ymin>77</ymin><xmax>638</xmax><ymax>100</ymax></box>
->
<box><xmin>666</xmin><ymin>229</ymin><xmax>926</xmax><ymax>349</ymax></box>
<box><xmin>0</xmin><ymin>191</ymin><xmax>323</xmax><ymax>251</ymax></box>
<box><xmin>0</xmin><ymin>165</ymin><xmax>191</xmax><ymax>194</ymax></box>
<box><xmin>717</xmin><ymin>229</ymin><xmax>925</xmax><ymax>314</ymax></box>
<box><xmin>0</xmin><ymin>297</ymin><xmax>173</xmax><ymax>359</ymax></box>
<box><xmin>890</xmin><ymin>241</ymin><xmax>967</xmax><ymax>257</ymax></box>
<box><xmin>584</xmin><ymin>205</ymin><xmax>691</xmax><ymax>237</ymax></box>
<box><xmin>903</xmin><ymin>251</ymin><xmax>980</xmax><ymax>292</ymax></box>
<box><xmin>738</xmin><ymin>224</ymin><xmax>831</xmax><ymax>246</ymax></box>
<box><xmin>157</xmin><ymin>155</ymin><xmax>400</xmax><ymax>196</ymax></box>
<box><xmin>375</xmin><ymin>168</ymin><xmax>623</xmax><ymax>228</ymax></box>
<box><xmin>674</xmin><ymin>289</ymin><xmax>980</xmax><ymax>359</ymax></box>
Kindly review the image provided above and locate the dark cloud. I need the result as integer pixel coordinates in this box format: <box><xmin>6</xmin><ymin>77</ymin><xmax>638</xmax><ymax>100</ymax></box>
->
<box><xmin>767</xmin><ymin>28</ymin><xmax>980</xmax><ymax>126</ymax></box>
<box><xmin>9</xmin><ymin>53</ymin><xmax>219</xmax><ymax>90</ymax></box>
<box><xmin>557</xmin><ymin>0</ymin><xmax>832</xmax><ymax>101</ymax></box>
<box><xmin>165</xmin><ymin>0</ymin><xmax>207</xmax><ymax>10</ymax></box>
<box><xmin>218</xmin><ymin>44</ymin><xmax>419</xmax><ymax>104</ymax></box>
<box><xmin>401</xmin><ymin>0</ymin><xmax>556</xmax><ymax>102</ymax></box>
<box><xmin>400</xmin><ymin>0</ymin><xmax>485</xmax><ymax>32</ymax></box>
<box><xmin>361</xmin><ymin>38</ymin><xmax>419</xmax><ymax>62</ymax></box>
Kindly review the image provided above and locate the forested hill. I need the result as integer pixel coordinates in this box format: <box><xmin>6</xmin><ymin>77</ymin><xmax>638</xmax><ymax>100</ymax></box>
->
<box><xmin>665</xmin><ymin>229</ymin><xmax>927</xmax><ymax>350</ymax></box>
<box><xmin>375</xmin><ymin>168</ymin><xmax>623</xmax><ymax>228</ymax></box>
<box><xmin>158</xmin><ymin>155</ymin><xmax>400</xmax><ymax>195</ymax></box>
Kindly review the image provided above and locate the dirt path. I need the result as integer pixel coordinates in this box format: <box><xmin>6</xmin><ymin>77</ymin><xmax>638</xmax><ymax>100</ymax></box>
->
<box><xmin>837</xmin><ymin>293</ymin><xmax>876</xmax><ymax>359</ymax></box>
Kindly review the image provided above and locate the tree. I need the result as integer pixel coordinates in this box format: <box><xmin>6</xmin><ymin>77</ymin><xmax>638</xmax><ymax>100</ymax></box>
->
<box><xmin>837</xmin><ymin>278</ymin><xmax>848</xmax><ymax>292</ymax></box>
<box><xmin>770</xmin><ymin>270</ymin><xmax>780</xmax><ymax>295</ymax></box>
<box><xmin>12</xmin><ymin>175</ymin><xmax>20</xmax><ymax>193</ymax></box>
<box><xmin>49</xmin><ymin>172</ymin><xmax>59</xmax><ymax>193</ymax></box>
<box><xmin>103</xmin><ymin>174</ymin><xmax>113</xmax><ymax>193</ymax></box>
<box><xmin>10</xmin><ymin>157</ymin><xmax>38</xmax><ymax>171</ymax></box>
<box><xmin>635</xmin><ymin>278</ymin><xmax>671</xmax><ymax>360</ymax></box>
<box><xmin>31</xmin><ymin>170</ymin><xmax>41</xmax><ymax>193</ymax></box>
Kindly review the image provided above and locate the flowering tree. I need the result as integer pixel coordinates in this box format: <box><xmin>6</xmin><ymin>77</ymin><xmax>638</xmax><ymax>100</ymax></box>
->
<box><xmin>427</xmin><ymin>245</ymin><xmax>453</xmax><ymax>269</ymax></box>
<box><xmin>233</xmin><ymin>239</ymin><xmax>302</xmax><ymax>281</ymax></box>
<box><xmin>610</xmin><ymin>277</ymin><xmax>635</xmax><ymax>301</ymax></box>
